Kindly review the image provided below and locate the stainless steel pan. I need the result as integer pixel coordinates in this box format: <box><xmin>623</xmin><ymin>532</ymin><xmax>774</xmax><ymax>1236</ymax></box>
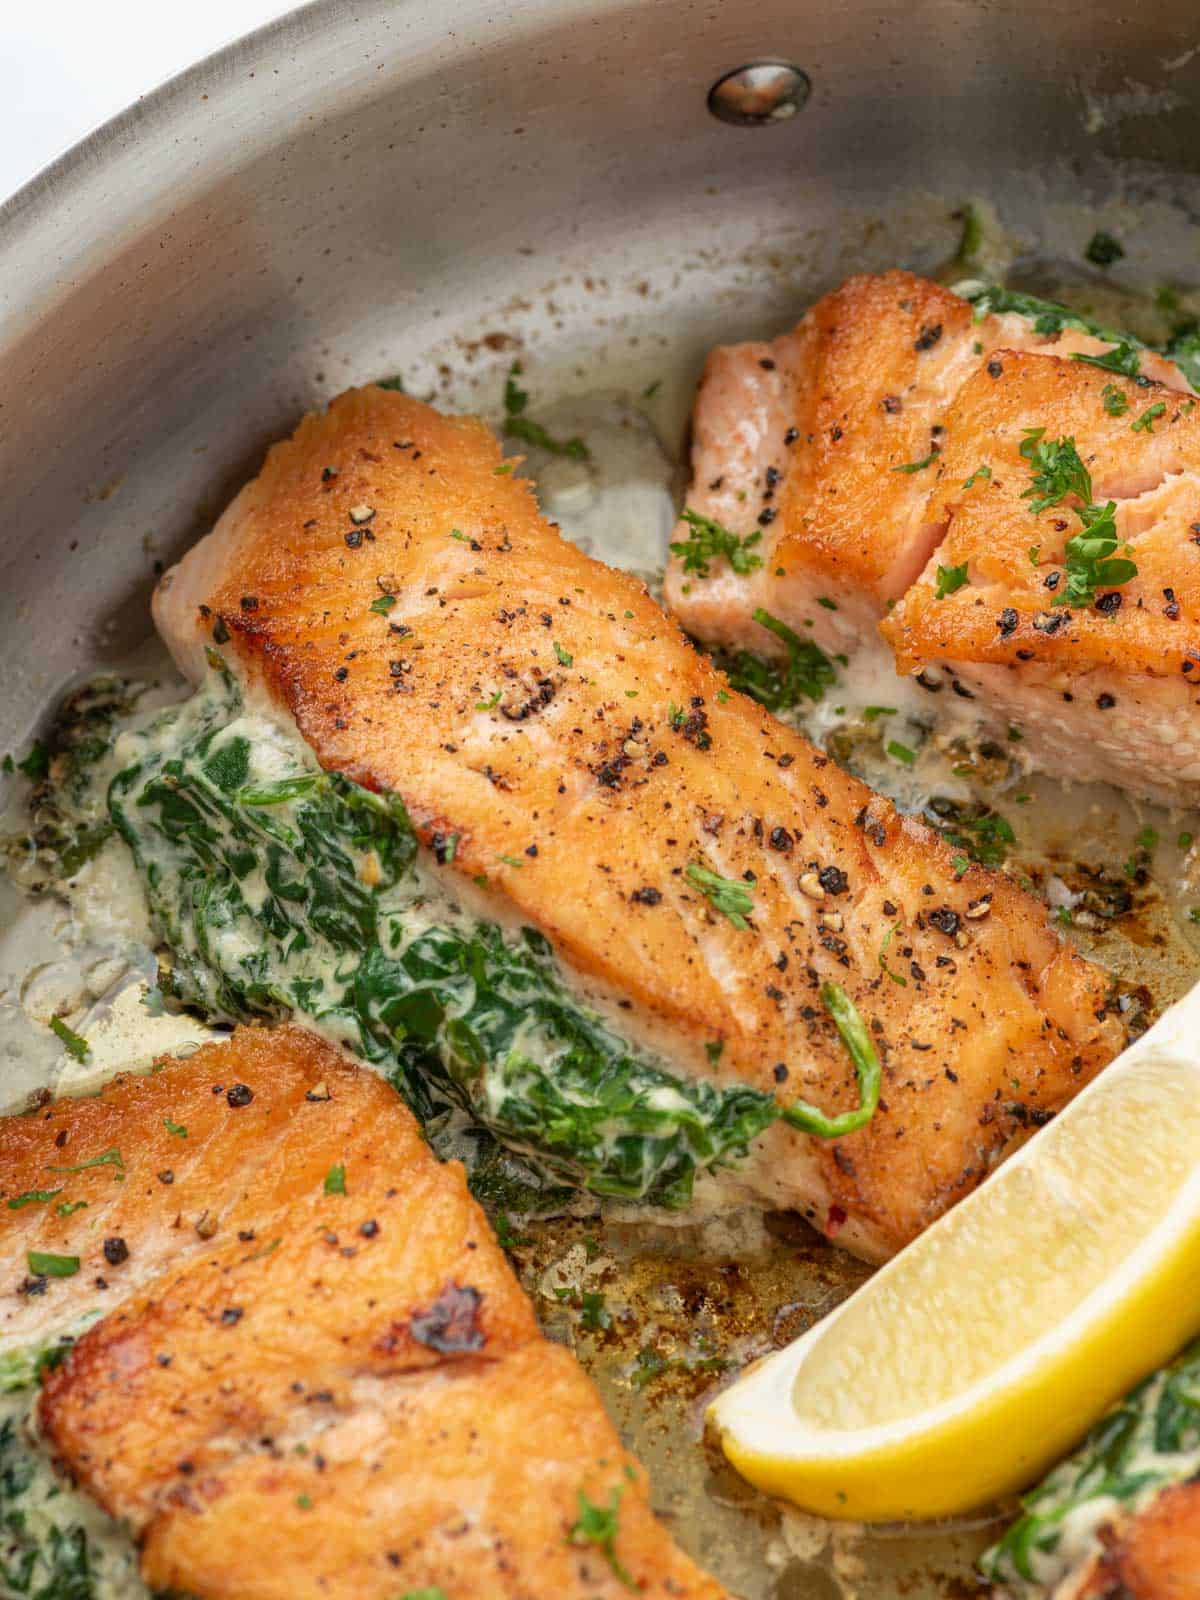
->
<box><xmin>3</xmin><ymin>2</ymin><xmax>1199</xmax><ymax>1593</ymax></box>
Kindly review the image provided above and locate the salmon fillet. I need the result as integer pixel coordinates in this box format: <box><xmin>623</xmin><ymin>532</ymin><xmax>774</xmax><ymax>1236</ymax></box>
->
<box><xmin>3</xmin><ymin>1027</ymin><xmax>725</xmax><ymax>1600</ymax></box>
<box><xmin>1079</xmin><ymin>1482</ymin><xmax>1200</xmax><ymax>1599</ymax></box>
<box><xmin>147</xmin><ymin>385</ymin><xmax>1121</xmax><ymax>1260</ymax></box>
<box><xmin>662</xmin><ymin>273</ymin><xmax>1194</xmax><ymax>800</ymax></box>
<box><xmin>880</xmin><ymin>352</ymin><xmax>1200</xmax><ymax>805</ymax></box>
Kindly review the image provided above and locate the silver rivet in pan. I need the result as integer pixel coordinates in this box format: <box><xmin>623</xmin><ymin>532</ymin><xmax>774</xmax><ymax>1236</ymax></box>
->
<box><xmin>707</xmin><ymin>62</ymin><xmax>811</xmax><ymax>126</ymax></box>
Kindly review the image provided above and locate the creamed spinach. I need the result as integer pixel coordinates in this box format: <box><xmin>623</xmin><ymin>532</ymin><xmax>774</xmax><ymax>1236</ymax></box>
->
<box><xmin>1</xmin><ymin>1334</ymin><xmax>147</xmax><ymax>1600</ymax></box>
<box><xmin>982</xmin><ymin>1336</ymin><xmax>1200</xmax><ymax>1594</ymax></box>
<box><xmin>106</xmin><ymin>659</ymin><xmax>779</xmax><ymax>1206</ymax></box>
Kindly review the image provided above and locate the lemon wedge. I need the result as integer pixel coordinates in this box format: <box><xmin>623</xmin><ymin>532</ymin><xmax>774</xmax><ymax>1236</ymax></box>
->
<box><xmin>708</xmin><ymin>980</ymin><xmax>1200</xmax><ymax>1521</ymax></box>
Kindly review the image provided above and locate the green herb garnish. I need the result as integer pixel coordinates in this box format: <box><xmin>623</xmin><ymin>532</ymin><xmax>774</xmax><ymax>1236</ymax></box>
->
<box><xmin>1084</xmin><ymin>230</ymin><xmax>1124</xmax><ymax>267</ymax></box>
<box><xmin>553</xmin><ymin>640</ymin><xmax>573</xmax><ymax>667</ymax></box>
<box><xmin>27</xmin><ymin>1251</ymin><xmax>80</xmax><ymax>1279</ymax></box>
<box><xmin>164</xmin><ymin>1116</ymin><xmax>188</xmax><ymax>1138</ymax></box>
<box><xmin>1102</xmin><ymin>383</ymin><xmax>1129</xmax><ymax>417</ymax></box>
<box><xmin>47</xmin><ymin>1147</ymin><xmax>123</xmax><ymax>1177</ymax></box>
<box><xmin>925</xmin><ymin>799</ymin><xmax>1016</xmax><ymax>867</ymax></box>
<box><xmin>962</xmin><ymin>464</ymin><xmax>992</xmax><ymax>489</ymax></box>
<box><xmin>502</xmin><ymin>362</ymin><xmax>589</xmax><ymax>460</ymax></box>
<box><xmin>1020</xmin><ymin>429</ymin><xmax>1135</xmax><ymax>607</ymax></box>
<box><xmin>1130</xmin><ymin>401</ymin><xmax>1166</xmax><ymax>434</ymax></box>
<box><xmin>369</xmin><ymin>593</ymin><xmax>397</xmax><ymax>615</ymax></box>
<box><xmin>685</xmin><ymin>864</ymin><xmax>755</xmax><ymax>929</ymax></box>
<box><xmin>579</xmin><ymin>1291</ymin><xmax>612</xmax><ymax>1332</ymax></box>
<box><xmin>48</xmin><ymin>1017</ymin><xmax>89</xmax><ymax>1061</ymax></box>
<box><xmin>781</xmin><ymin>983</ymin><xmax>882</xmax><ymax>1139</ymax></box>
<box><xmin>670</xmin><ymin>508</ymin><xmax>763</xmax><ymax>579</ymax></box>
<box><xmin>893</xmin><ymin>453</ymin><xmax>936</xmax><ymax>474</ymax></box>
<box><xmin>886</xmin><ymin>740</ymin><xmax>917</xmax><ymax>767</ymax></box>
<box><xmin>568</xmin><ymin>1485</ymin><xmax>635</xmax><ymax>1589</ymax></box>
<box><xmin>705</xmin><ymin>607</ymin><xmax>836</xmax><ymax>712</ymax></box>
<box><xmin>15</xmin><ymin>741</ymin><xmax>50</xmax><ymax>781</ymax></box>
<box><xmin>935</xmin><ymin>563</ymin><xmax>969</xmax><ymax>599</ymax></box>
<box><xmin>6</xmin><ymin>1189</ymin><xmax>63</xmax><ymax>1211</ymax></box>
<box><xmin>324</xmin><ymin>1164</ymin><xmax>347</xmax><ymax>1195</ymax></box>
<box><xmin>878</xmin><ymin>924</ymin><xmax>908</xmax><ymax>987</ymax></box>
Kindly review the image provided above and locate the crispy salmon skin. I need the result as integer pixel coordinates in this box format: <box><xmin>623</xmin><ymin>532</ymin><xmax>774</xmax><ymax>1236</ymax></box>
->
<box><xmin>4</xmin><ymin>1028</ymin><xmax>726</xmax><ymax>1600</ymax></box>
<box><xmin>148</xmin><ymin>385</ymin><xmax>1122</xmax><ymax>1260</ymax></box>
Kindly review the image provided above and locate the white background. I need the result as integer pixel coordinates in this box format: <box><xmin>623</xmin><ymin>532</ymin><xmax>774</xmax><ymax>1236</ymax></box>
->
<box><xmin>1</xmin><ymin>1</ymin><xmax>295</xmax><ymax>204</ymax></box>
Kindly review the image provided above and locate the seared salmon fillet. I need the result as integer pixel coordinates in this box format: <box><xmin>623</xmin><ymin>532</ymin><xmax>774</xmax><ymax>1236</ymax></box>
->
<box><xmin>662</xmin><ymin>270</ymin><xmax>1191</xmax><ymax>677</ymax></box>
<box><xmin>146</xmin><ymin>385</ymin><xmax>1121</xmax><ymax>1260</ymax></box>
<box><xmin>664</xmin><ymin>270</ymin><xmax>1198</xmax><ymax>804</ymax></box>
<box><xmin>881</xmin><ymin>352</ymin><xmax>1200</xmax><ymax>805</ymax></box>
<box><xmin>1077</xmin><ymin>1483</ymin><xmax>1200</xmax><ymax>1598</ymax></box>
<box><xmin>2</xmin><ymin>1027</ymin><xmax>726</xmax><ymax>1600</ymax></box>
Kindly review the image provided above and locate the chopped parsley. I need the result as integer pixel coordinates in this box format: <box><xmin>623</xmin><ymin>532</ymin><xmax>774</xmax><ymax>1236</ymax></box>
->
<box><xmin>935</xmin><ymin>563</ymin><xmax>969</xmax><ymax>599</ymax></box>
<box><xmin>925</xmin><ymin>798</ymin><xmax>1016</xmax><ymax>867</ymax></box>
<box><xmin>553</xmin><ymin>640</ymin><xmax>573</xmax><ymax>667</ymax></box>
<box><xmin>1019</xmin><ymin>429</ymin><xmax>1091</xmax><ymax>513</ymax></box>
<box><xmin>27</xmin><ymin>1251</ymin><xmax>80</xmax><ymax>1279</ymax></box>
<box><xmin>670</xmin><ymin>508</ymin><xmax>763</xmax><ymax>579</ymax></box>
<box><xmin>475</xmin><ymin>688</ymin><xmax>502</xmax><ymax>711</ymax></box>
<box><xmin>1084</xmin><ymin>229</ymin><xmax>1124</xmax><ymax>267</ymax></box>
<box><xmin>862</xmin><ymin>705</ymin><xmax>897</xmax><ymax>721</ymax></box>
<box><xmin>48</xmin><ymin>1017</ymin><xmax>89</xmax><ymax>1061</ymax></box>
<box><xmin>15</xmin><ymin>741</ymin><xmax>50</xmax><ymax>781</ymax></box>
<box><xmin>323</xmin><ymin>1163</ymin><xmax>347</xmax><ymax>1195</ymax></box>
<box><xmin>6</xmin><ymin>1189</ymin><xmax>62</xmax><ymax>1211</ymax></box>
<box><xmin>1072</xmin><ymin>342</ymin><xmax>1146</xmax><ymax>383</ymax></box>
<box><xmin>962</xmin><ymin>464</ymin><xmax>992</xmax><ymax>489</ymax></box>
<box><xmin>705</xmin><ymin>608</ymin><xmax>836</xmax><ymax>711</ymax></box>
<box><xmin>630</xmin><ymin>1342</ymin><xmax>729</xmax><ymax>1388</ymax></box>
<box><xmin>816</xmin><ymin>596</ymin><xmax>838</xmax><ymax>610</ymax></box>
<box><xmin>878</xmin><ymin>924</ymin><xmax>908</xmax><ymax>987</ymax></box>
<box><xmin>963</xmin><ymin>284</ymin><xmax>1150</xmax><ymax>385</ymax></box>
<box><xmin>1130</xmin><ymin>401</ymin><xmax>1166</xmax><ymax>434</ymax></box>
<box><xmin>1020</xmin><ymin>429</ymin><xmax>1135</xmax><ymax>607</ymax></box>
<box><xmin>369</xmin><ymin>593</ymin><xmax>397</xmax><ymax>615</ymax></box>
<box><xmin>502</xmin><ymin>362</ymin><xmax>589</xmax><ymax>460</ymax></box>
<box><xmin>56</xmin><ymin>1200</ymin><xmax>88</xmax><ymax>1217</ymax></box>
<box><xmin>886</xmin><ymin>739</ymin><xmax>917</xmax><ymax>767</ymax></box>
<box><xmin>163</xmin><ymin>1116</ymin><xmax>188</xmax><ymax>1138</ymax></box>
<box><xmin>1101</xmin><ymin>383</ymin><xmax>1129</xmax><ymax>417</ymax></box>
<box><xmin>376</xmin><ymin>374</ymin><xmax>405</xmax><ymax>392</ymax></box>
<box><xmin>685</xmin><ymin>863</ymin><xmax>755</xmax><ymax>929</ymax></box>
<box><xmin>893</xmin><ymin>452</ymin><xmax>936</xmax><ymax>474</ymax></box>
<box><xmin>568</xmin><ymin>1485</ymin><xmax>635</xmax><ymax>1589</ymax></box>
<box><xmin>579</xmin><ymin>1291</ymin><xmax>612</xmax><ymax>1332</ymax></box>
<box><xmin>46</xmin><ymin>1147</ymin><xmax>124</xmax><ymax>1177</ymax></box>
